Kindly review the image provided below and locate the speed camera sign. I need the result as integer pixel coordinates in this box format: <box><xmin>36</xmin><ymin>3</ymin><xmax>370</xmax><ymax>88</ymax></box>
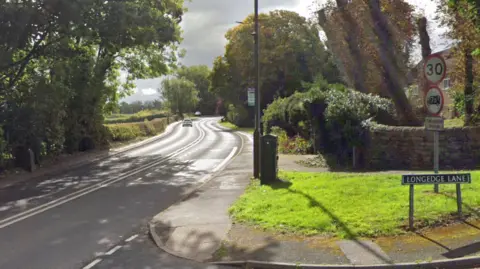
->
<box><xmin>424</xmin><ymin>86</ymin><xmax>444</xmax><ymax>116</ymax></box>
<box><xmin>424</xmin><ymin>54</ymin><xmax>447</xmax><ymax>85</ymax></box>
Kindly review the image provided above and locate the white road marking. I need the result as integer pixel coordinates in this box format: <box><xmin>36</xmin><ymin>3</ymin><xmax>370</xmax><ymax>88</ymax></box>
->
<box><xmin>125</xmin><ymin>234</ymin><xmax>138</xmax><ymax>242</ymax></box>
<box><xmin>0</xmin><ymin>124</ymin><xmax>207</xmax><ymax>229</ymax></box>
<box><xmin>212</xmin><ymin>147</ymin><xmax>238</xmax><ymax>173</ymax></box>
<box><xmin>145</xmin><ymin>173</ymin><xmax>152</xmax><ymax>177</ymax></box>
<box><xmin>82</xmin><ymin>258</ymin><xmax>102</xmax><ymax>269</ymax></box>
<box><xmin>105</xmin><ymin>245</ymin><xmax>122</xmax><ymax>255</ymax></box>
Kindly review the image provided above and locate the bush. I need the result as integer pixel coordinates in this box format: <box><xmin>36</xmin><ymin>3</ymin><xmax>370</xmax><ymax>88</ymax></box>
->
<box><xmin>106</xmin><ymin>117</ymin><xmax>173</xmax><ymax>142</ymax></box>
<box><xmin>226</xmin><ymin>104</ymin><xmax>250</xmax><ymax>126</ymax></box>
<box><xmin>271</xmin><ymin>127</ymin><xmax>312</xmax><ymax>154</ymax></box>
<box><xmin>105</xmin><ymin>110</ymin><xmax>168</xmax><ymax>124</ymax></box>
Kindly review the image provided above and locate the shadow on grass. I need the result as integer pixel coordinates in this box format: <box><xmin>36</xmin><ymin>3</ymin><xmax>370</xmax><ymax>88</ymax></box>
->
<box><xmin>269</xmin><ymin>178</ymin><xmax>393</xmax><ymax>264</ymax></box>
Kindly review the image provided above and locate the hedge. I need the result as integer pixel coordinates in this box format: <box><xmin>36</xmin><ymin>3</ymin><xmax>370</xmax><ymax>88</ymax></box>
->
<box><xmin>106</xmin><ymin>117</ymin><xmax>176</xmax><ymax>142</ymax></box>
<box><xmin>105</xmin><ymin>111</ymin><xmax>169</xmax><ymax>124</ymax></box>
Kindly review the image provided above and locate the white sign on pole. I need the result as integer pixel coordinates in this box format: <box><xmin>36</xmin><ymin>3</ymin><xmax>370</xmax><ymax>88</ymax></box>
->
<box><xmin>425</xmin><ymin>117</ymin><xmax>444</xmax><ymax>131</ymax></box>
<box><xmin>424</xmin><ymin>86</ymin><xmax>444</xmax><ymax>116</ymax></box>
<box><xmin>424</xmin><ymin>54</ymin><xmax>447</xmax><ymax>85</ymax></box>
<box><xmin>247</xmin><ymin>88</ymin><xmax>255</xmax><ymax>107</ymax></box>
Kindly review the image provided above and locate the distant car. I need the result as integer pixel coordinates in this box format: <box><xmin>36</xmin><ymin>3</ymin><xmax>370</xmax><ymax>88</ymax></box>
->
<box><xmin>182</xmin><ymin>119</ymin><xmax>193</xmax><ymax>127</ymax></box>
<box><xmin>194</xmin><ymin>111</ymin><xmax>201</xmax><ymax>116</ymax></box>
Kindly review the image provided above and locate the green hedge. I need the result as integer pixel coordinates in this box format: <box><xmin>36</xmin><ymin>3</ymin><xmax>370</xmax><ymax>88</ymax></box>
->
<box><xmin>105</xmin><ymin>111</ymin><xmax>169</xmax><ymax>124</ymax></box>
<box><xmin>106</xmin><ymin>117</ymin><xmax>176</xmax><ymax>142</ymax></box>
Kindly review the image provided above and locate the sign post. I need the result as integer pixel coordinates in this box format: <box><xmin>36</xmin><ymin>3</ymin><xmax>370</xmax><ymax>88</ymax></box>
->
<box><xmin>402</xmin><ymin>173</ymin><xmax>471</xmax><ymax>230</ymax></box>
<box><xmin>423</xmin><ymin>54</ymin><xmax>447</xmax><ymax>194</ymax></box>
<box><xmin>247</xmin><ymin>88</ymin><xmax>255</xmax><ymax>107</ymax></box>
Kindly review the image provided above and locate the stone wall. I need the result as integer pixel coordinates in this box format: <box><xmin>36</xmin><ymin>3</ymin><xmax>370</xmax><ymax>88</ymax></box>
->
<box><xmin>363</xmin><ymin>124</ymin><xmax>480</xmax><ymax>170</ymax></box>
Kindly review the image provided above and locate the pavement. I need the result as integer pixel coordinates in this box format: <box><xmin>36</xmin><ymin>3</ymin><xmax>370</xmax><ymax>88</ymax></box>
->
<box><xmin>0</xmin><ymin>117</ymin><xmax>243</xmax><ymax>269</ymax></box>
<box><xmin>148</xmin><ymin>126</ymin><xmax>252</xmax><ymax>262</ymax></box>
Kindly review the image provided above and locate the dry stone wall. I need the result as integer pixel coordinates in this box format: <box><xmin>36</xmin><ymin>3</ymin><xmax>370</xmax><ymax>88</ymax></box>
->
<box><xmin>363</xmin><ymin>124</ymin><xmax>480</xmax><ymax>170</ymax></box>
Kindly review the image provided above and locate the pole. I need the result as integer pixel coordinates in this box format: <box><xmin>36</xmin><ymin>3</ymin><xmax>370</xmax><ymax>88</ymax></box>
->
<box><xmin>456</xmin><ymin>184</ymin><xmax>463</xmax><ymax>218</ymax></box>
<box><xmin>253</xmin><ymin>0</ymin><xmax>261</xmax><ymax>179</ymax></box>
<box><xmin>409</xmin><ymin>185</ymin><xmax>414</xmax><ymax>230</ymax></box>
<box><xmin>434</xmin><ymin>131</ymin><xmax>439</xmax><ymax>193</ymax></box>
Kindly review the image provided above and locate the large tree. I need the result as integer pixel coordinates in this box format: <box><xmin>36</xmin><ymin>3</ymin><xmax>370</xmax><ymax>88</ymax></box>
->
<box><xmin>160</xmin><ymin>77</ymin><xmax>198</xmax><ymax>117</ymax></box>
<box><xmin>0</xmin><ymin>0</ymin><xmax>184</xmax><ymax>159</ymax></box>
<box><xmin>176</xmin><ymin>65</ymin><xmax>216</xmax><ymax>115</ymax></box>
<box><xmin>210</xmin><ymin>10</ymin><xmax>342</xmax><ymax>113</ymax></box>
<box><xmin>317</xmin><ymin>0</ymin><xmax>420</xmax><ymax>125</ymax></box>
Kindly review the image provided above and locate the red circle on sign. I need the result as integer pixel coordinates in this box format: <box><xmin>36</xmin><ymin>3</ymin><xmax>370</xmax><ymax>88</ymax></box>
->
<box><xmin>423</xmin><ymin>53</ymin><xmax>447</xmax><ymax>85</ymax></box>
<box><xmin>424</xmin><ymin>86</ymin><xmax>444</xmax><ymax>116</ymax></box>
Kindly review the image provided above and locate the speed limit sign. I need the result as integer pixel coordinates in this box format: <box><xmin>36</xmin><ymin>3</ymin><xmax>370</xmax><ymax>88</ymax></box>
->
<box><xmin>424</xmin><ymin>86</ymin><xmax>444</xmax><ymax>116</ymax></box>
<box><xmin>424</xmin><ymin>54</ymin><xmax>446</xmax><ymax>85</ymax></box>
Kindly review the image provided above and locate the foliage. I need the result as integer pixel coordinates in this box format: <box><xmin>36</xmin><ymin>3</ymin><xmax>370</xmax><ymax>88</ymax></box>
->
<box><xmin>226</xmin><ymin>104</ymin><xmax>250</xmax><ymax>127</ymax></box>
<box><xmin>106</xmin><ymin>117</ymin><xmax>172</xmax><ymax>142</ymax></box>
<box><xmin>176</xmin><ymin>65</ymin><xmax>216</xmax><ymax>115</ymax></box>
<box><xmin>263</xmin><ymin>81</ymin><xmax>394</xmax><ymax>161</ymax></box>
<box><xmin>105</xmin><ymin>110</ymin><xmax>168</xmax><ymax>124</ymax></box>
<box><xmin>117</xmin><ymin>100</ymin><xmax>163</xmax><ymax>114</ymax></box>
<box><xmin>271</xmin><ymin>127</ymin><xmax>312</xmax><ymax>154</ymax></box>
<box><xmin>0</xmin><ymin>0</ymin><xmax>184</xmax><ymax>167</ymax></box>
<box><xmin>160</xmin><ymin>77</ymin><xmax>199</xmax><ymax>117</ymax></box>
<box><xmin>218</xmin><ymin>121</ymin><xmax>254</xmax><ymax>134</ymax></box>
<box><xmin>316</xmin><ymin>0</ymin><xmax>420</xmax><ymax>125</ymax></box>
<box><xmin>209</xmin><ymin>10</ymin><xmax>343</xmax><ymax>124</ymax></box>
<box><xmin>230</xmin><ymin>171</ymin><xmax>480</xmax><ymax>238</ymax></box>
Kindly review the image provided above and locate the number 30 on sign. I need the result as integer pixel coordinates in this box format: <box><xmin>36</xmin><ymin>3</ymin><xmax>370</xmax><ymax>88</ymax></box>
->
<box><xmin>424</xmin><ymin>54</ymin><xmax>446</xmax><ymax>85</ymax></box>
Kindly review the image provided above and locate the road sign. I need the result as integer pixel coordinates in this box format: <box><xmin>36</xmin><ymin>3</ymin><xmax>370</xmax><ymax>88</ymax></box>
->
<box><xmin>425</xmin><ymin>117</ymin><xmax>444</xmax><ymax>131</ymax></box>
<box><xmin>424</xmin><ymin>54</ymin><xmax>447</xmax><ymax>85</ymax></box>
<box><xmin>424</xmin><ymin>86</ymin><xmax>444</xmax><ymax>116</ymax></box>
<box><xmin>402</xmin><ymin>173</ymin><xmax>471</xmax><ymax>185</ymax></box>
<box><xmin>247</xmin><ymin>88</ymin><xmax>255</xmax><ymax>106</ymax></box>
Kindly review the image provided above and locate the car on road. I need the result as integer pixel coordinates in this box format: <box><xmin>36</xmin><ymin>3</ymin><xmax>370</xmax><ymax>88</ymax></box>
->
<box><xmin>194</xmin><ymin>111</ymin><xmax>201</xmax><ymax>116</ymax></box>
<box><xmin>182</xmin><ymin>118</ymin><xmax>193</xmax><ymax>127</ymax></box>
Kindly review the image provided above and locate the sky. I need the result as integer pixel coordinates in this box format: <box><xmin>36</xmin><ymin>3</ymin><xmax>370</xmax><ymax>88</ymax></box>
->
<box><xmin>122</xmin><ymin>0</ymin><xmax>447</xmax><ymax>103</ymax></box>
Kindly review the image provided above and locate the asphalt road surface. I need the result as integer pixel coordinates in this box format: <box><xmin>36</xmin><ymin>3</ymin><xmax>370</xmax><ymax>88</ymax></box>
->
<box><xmin>0</xmin><ymin>117</ymin><xmax>242</xmax><ymax>269</ymax></box>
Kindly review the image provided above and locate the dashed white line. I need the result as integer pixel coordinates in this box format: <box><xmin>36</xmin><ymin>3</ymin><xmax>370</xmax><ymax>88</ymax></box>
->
<box><xmin>105</xmin><ymin>245</ymin><xmax>122</xmax><ymax>255</ymax></box>
<box><xmin>82</xmin><ymin>258</ymin><xmax>102</xmax><ymax>269</ymax></box>
<box><xmin>212</xmin><ymin>147</ymin><xmax>238</xmax><ymax>173</ymax></box>
<box><xmin>125</xmin><ymin>234</ymin><xmax>138</xmax><ymax>242</ymax></box>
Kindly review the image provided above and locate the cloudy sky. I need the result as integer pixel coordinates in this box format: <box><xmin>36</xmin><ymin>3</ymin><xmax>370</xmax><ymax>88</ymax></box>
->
<box><xmin>123</xmin><ymin>0</ymin><xmax>446</xmax><ymax>103</ymax></box>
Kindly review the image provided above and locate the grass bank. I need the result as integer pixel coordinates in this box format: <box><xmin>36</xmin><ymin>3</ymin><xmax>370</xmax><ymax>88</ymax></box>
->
<box><xmin>219</xmin><ymin>121</ymin><xmax>254</xmax><ymax>133</ymax></box>
<box><xmin>229</xmin><ymin>171</ymin><xmax>480</xmax><ymax>238</ymax></box>
<box><xmin>105</xmin><ymin>117</ymin><xmax>177</xmax><ymax>142</ymax></box>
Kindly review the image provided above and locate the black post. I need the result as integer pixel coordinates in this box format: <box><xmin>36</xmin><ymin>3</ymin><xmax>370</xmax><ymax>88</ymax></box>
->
<box><xmin>253</xmin><ymin>0</ymin><xmax>261</xmax><ymax>179</ymax></box>
<box><xmin>409</xmin><ymin>185</ymin><xmax>414</xmax><ymax>230</ymax></box>
<box><xmin>456</xmin><ymin>184</ymin><xmax>463</xmax><ymax>218</ymax></box>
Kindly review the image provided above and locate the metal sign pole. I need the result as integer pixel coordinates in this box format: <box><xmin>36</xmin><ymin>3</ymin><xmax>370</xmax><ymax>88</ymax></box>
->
<box><xmin>434</xmin><ymin>131</ymin><xmax>439</xmax><ymax>193</ymax></box>
<box><xmin>409</xmin><ymin>185</ymin><xmax>414</xmax><ymax>230</ymax></box>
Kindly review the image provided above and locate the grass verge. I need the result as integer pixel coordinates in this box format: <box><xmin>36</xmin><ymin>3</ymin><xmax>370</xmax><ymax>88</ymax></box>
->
<box><xmin>229</xmin><ymin>171</ymin><xmax>480</xmax><ymax>238</ymax></box>
<box><xmin>219</xmin><ymin>121</ymin><xmax>254</xmax><ymax>133</ymax></box>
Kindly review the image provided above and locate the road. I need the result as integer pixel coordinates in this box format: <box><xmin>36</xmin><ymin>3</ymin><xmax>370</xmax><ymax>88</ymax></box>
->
<box><xmin>0</xmin><ymin>117</ymin><xmax>242</xmax><ymax>269</ymax></box>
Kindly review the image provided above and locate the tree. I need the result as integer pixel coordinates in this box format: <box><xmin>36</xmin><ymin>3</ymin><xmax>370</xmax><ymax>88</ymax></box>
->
<box><xmin>0</xmin><ymin>0</ymin><xmax>185</xmax><ymax>162</ymax></box>
<box><xmin>210</xmin><ymin>10</ymin><xmax>342</xmax><ymax>115</ymax></box>
<box><xmin>316</xmin><ymin>0</ymin><xmax>420</xmax><ymax>125</ymax></box>
<box><xmin>160</xmin><ymin>77</ymin><xmax>198</xmax><ymax>117</ymax></box>
<box><xmin>438</xmin><ymin>0</ymin><xmax>480</xmax><ymax>124</ymax></box>
<box><xmin>176</xmin><ymin>65</ymin><xmax>216</xmax><ymax>114</ymax></box>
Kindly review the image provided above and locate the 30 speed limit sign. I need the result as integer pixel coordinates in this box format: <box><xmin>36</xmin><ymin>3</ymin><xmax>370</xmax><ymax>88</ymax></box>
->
<box><xmin>424</xmin><ymin>86</ymin><xmax>444</xmax><ymax>116</ymax></box>
<box><xmin>424</xmin><ymin>54</ymin><xmax>447</xmax><ymax>85</ymax></box>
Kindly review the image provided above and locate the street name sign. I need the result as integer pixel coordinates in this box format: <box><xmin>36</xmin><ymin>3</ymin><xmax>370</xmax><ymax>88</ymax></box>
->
<box><xmin>402</xmin><ymin>173</ymin><xmax>471</xmax><ymax>185</ymax></box>
<box><xmin>424</xmin><ymin>54</ymin><xmax>447</xmax><ymax>85</ymax></box>
<box><xmin>425</xmin><ymin>117</ymin><xmax>444</xmax><ymax>131</ymax></box>
<box><xmin>247</xmin><ymin>88</ymin><xmax>255</xmax><ymax>107</ymax></box>
<box><xmin>424</xmin><ymin>86</ymin><xmax>444</xmax><ymax>116</ymax></box>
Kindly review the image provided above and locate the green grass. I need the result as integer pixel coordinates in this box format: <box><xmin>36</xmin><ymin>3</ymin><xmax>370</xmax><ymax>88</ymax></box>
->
<box><xmin>219</xmin><ymin>121</ymin><xmax>254</xmax><ymax>133</ymax></box>
<box><xmin>229</xmin><ymin>171</ymin><xmax>480</xmax><ymax>238</ymax></box>
<box><xmin>444</xmin><ymin>118</ymin><xmax>464</xmax><ymax>128</ymax></box>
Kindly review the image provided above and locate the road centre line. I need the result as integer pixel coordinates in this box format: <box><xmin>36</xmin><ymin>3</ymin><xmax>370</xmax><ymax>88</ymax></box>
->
<box><xmin>0</xmin><ymin>120</ymin><xmax>208</xmax><ymax>229</ymax></box>
<box><xmin>105</xmin><ymin>245</ymin><xmax>122</xmax><ymax>255</ymax></box>
<box><xmin>82</xmin><ymin>258</ymin><xmax>102</xmax><ymax>269</ymax></box>
<box><xmin>125</xmin><ymin>234</ymin><xmax>138</xmax><ymax>242</ymax></box>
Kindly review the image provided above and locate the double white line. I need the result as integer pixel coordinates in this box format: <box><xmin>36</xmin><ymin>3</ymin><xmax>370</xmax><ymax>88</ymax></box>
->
<box><xmin>0</xmin><ymin>121</ymin><xmax>207</xmax><ymax>229</ymax></box>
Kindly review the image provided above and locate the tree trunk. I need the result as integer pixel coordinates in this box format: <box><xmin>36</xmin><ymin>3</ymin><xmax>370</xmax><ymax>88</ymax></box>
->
<box><xmin>366</xmin><ymin>0</ymin><xmax>421</xmax><ymax>126</ymax></box>
<box><xmin>465</xmin><ymin>49</ymin><xmax>474</xmax><ymax>125</ymax></box>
